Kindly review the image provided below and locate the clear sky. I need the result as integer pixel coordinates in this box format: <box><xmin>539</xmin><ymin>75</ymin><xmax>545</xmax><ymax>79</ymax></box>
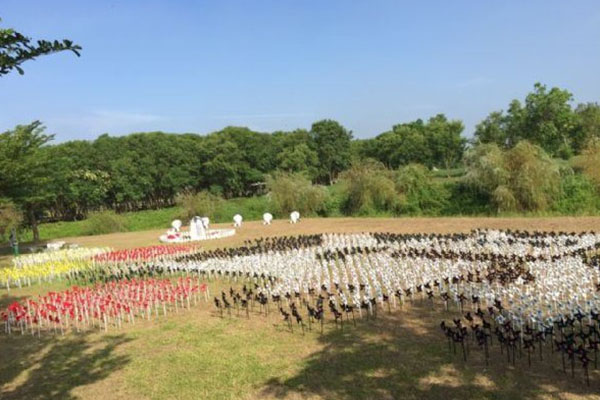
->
<box><xmin>1</xmin><ymin>1</ymin><xmax>599</xmax><ymax>141</ymax></box>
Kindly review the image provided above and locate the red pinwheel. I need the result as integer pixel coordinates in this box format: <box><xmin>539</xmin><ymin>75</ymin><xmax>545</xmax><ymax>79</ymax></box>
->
<box><xmin>2</xmin><ymin>276</ymin><xmax>207</xmax><ymax>336</ymax></box>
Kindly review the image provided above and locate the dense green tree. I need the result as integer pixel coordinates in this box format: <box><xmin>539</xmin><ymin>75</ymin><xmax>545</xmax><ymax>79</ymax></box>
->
<box><xmin>41</xmin><ymin>141</ymin><xmax>109</xmax><ymax>220</ymax></box>
<box><xmin>374</xmin><ymin>121</ymin><xmax>430</xmax><ymax>168</ymax></box>
<box><xmin>363</xmin><ymin>114</ymin><xmax>465</xmax><ymax>169</ymax></box>
<box><xmin>350</xmin><ymin>138</ymin><xmax>377</xmax><ymax>162</ymax></box>
<box><xmin>572</xmin><ymin>103</ymin><xmax>600</xmax><ymax>153</ymax></box>
<box><xmin>276</xmin><ymin>143</ymin><xmax>320</xmax><ymax>179</ymax></box>
<box><xmin>520</xmin><ymin>83</ymin><xmax>576</xmax><ymax>156</ymax></box>
<box><xmin>0</xmin><ymin>18</ymin><xmax>81</xmax><ymax>76</ymax></box>
<box><xmin>310</xmin><ymin>120</ymin><xmax>353</xmax><ymax>184</ymax></box>
<box><xmin>474</xmin><ymin>83</ymin><xmax>577</xmax><ymax>156</ymax></box>
<box><xmin>272</xmin><ymin>129</ymin><xmax>319</xmax><ymax>179</ymax></box>
<box><xmin>473</xmin><ymin>111</ymin><xmax>507</xmax><ymax>147</ymax></box>
<box><xmin>427</xmin><ymin>114</ymin><xmax>466</xmax><ymax>170</ymax></box>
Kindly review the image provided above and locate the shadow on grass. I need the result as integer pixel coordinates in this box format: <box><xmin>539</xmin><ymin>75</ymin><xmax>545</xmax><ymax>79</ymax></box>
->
<box><xmin>0</xmin><ymin>293</ymin><xmax>31</xmax><ymax>309</ymax></box>
<box><xmin>261</xmin><ymin>301</ymin><xmax>600</xmax><ymax>400</ymax></box>
<box><xmin>0</xmin><ymin>331</ymin><xmax>131</xmax><ymax>400</ymax></box>
<box><xmin>0</xmin><ymin>241</ymin><xmax>50</xmax><ymax>256</ymax></box>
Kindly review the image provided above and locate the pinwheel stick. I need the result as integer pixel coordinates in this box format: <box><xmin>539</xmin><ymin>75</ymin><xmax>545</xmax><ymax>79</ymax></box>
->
<box><xmin>484</xmin><ymin>337</ymin><xmax>489</xmax><ymax>366</ymax></box>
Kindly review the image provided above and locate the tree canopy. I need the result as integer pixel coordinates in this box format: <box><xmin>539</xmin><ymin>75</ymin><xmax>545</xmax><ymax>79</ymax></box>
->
<box><xmin>310</xmin><ymin>120</ymin><xmax>353</xmax><ymax>184</ymax></box>
<box><xmin>0</xmin><ymin>121</ymin><xmax>55</xmax><ymax>240</ymax></box>
<box><xmin>358</xmin><ymin>114</ymin><xmax>465</xmax><ymax>169</ymax></box>
<box><xmin>474</xmin><ymin>83</ymin><xmax>597</xmax><ymax>157</ymax></box>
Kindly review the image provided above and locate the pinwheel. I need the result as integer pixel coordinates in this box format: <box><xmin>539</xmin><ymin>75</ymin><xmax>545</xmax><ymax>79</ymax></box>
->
<box><xmin>2</xmin><ymin>277</ymin><xmax>201</xmax><ymax>335</ymax></box>
<box><xmin>1</xmin><ymin>247</ymin><xmax>110</xmax><ymax>289</ymax></box>
<box><xmin>93</xmin><ymin>244</ymin><xmax>199</xmax><ymax>264</ymax></box>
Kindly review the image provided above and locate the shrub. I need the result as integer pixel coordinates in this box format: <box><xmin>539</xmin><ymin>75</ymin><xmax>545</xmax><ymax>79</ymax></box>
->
<box><xmin>339</xmin><ymin>160</ymin><xmax>401</xmax><ymax>215</ymax></box>
<box><xmin>492</xmin><ymin>185</ymin><xmax>517</xmax><ymax>213</ymax></box>
<box><xmin>395</xmin><ymin>164</ymin><xmax>449</xmax><ymax>215</ymax></box>
<box><xmin>552</xmin><ymin>170</ymin><xmax>599</xmax><ymax>214</ymax></box>
<box><xmin>442</xmin><ymin>181</ymin><xmax>492</xmax><ymax>215</ymax></box>
<box><xmin>575</xmin><ymin>137</ymin><xmax>600</xmax><ymax>190</ymax></box>
<box><xmin>82</xmin><ymin>211</ymin><xmax>128</xmax><ymax>235</ymax></box>
<box><xmin>0</xmin><ymin>199</ymin><xmax>22</xmax><ymax>242</ymax></box>
<box><xmin>266</xmin><ymin>172</ymin><xmax>327</xmax><ymax>216</ymax></box>
<box><xmin>322</xmin><ymin>187</ymin><xmax>344</xmax><ymax>217</ymax></box>
<box><xmin>464</xmin><ymin>141</ymin><xmax>560</xmax><ymax>213</ymax></box>
<box><xmin>506</xmin><ymin>141</ymin><xmax>560</xmax><ymax>211</ymax></box>
<box><xmin>176</xmin><ymin>191</ymin><xmax>223</xmax><ymax>221</ymax></box>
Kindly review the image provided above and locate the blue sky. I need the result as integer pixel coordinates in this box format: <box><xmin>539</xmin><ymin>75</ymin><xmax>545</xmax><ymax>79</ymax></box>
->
<box><xmin>1</xmin><ymin>1</ymin><xmax>599</xmax><ymax>141</ymax></box>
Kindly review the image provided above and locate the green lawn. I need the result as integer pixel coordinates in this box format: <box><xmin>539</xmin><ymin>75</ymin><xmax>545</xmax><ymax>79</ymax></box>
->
<box><xmin>17</xmin><ymin>196</ymin><xmax>272</xmax><ymax>243</ymax></box>
<box><xmin>17</xmin><ymin>207</ymin><xmax>183</xmax><ymax>243</ymax></box>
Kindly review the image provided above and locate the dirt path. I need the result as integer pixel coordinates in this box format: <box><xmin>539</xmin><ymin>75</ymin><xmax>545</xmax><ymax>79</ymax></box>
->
<box><xmin>37</xmin><ymin>216</ymin><xmax>600</xmax><ymax>251</ymax></box>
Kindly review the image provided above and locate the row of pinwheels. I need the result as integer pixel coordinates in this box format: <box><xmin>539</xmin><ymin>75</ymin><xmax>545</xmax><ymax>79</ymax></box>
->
<box><xmin>92</xmin><ymin>244</ymin><xmax>200</xmax><ymax>264</ymax></box>
<box><xmin>0</xmin><ymin>244</ymin><xmax>201</xmax><ymax>289</ymax></box>
<box><xmin>2</xmin><ymin>277</ymin><xmax>208</xmax><ymax>335</ymax></box>
<box><xmin>1</xmin><ymin>247</ymin><xmax>109</xmax><ymax>289</ymax></box>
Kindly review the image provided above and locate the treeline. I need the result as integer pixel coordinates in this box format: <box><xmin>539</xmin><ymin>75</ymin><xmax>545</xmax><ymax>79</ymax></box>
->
<box><xmin>1</xmin><ymin>83</ymin><xmax>600</xmax><ymax>241</ymax></box>
<box><xmin>1</xmin><ymin>120</ymin><xmax>353</xmax><ymax>216</ymax></box>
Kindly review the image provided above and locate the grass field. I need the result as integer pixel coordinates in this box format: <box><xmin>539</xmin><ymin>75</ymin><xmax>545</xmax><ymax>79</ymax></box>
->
<box><xmin>2</xmin><ymin>217</ymin><xmax>600</xmax><ymax>399</ymax></box>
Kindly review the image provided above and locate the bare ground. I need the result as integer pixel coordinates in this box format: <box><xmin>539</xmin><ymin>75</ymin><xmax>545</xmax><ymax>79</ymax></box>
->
<box><xmin>35</xmin><ymin>216</ymin><xmax>600</xmax><ymax>251</ymax></box>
